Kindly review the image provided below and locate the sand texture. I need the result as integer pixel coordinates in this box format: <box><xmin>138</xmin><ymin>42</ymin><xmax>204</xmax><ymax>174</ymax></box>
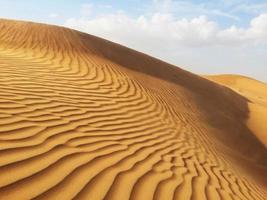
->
<box><xmin>206</xmin><ymin>75</ymin><xmax>267</xmax><ymax>148</ymax></box>
<box><xmin>0</xmin><ymin>19</ymin><xmax>266</xmax><ymax>200</ymax></box>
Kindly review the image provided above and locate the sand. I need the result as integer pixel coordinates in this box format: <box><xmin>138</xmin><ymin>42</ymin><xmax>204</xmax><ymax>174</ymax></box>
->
<box><xmin>206</xmin><ymin>74</ymin><xmax>267</xmax><ymax>148</ymax></box>
<box><xmin>0</xmin><ymin>19</ymin><xmax>266</xmax><ymax>200</ymax></box>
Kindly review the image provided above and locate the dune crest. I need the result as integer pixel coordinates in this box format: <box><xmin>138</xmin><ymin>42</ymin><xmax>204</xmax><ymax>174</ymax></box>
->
<box><xmin>0</xmin><ymin>19</ymin><xmax>266</xmax><ymax>200</ymax></box>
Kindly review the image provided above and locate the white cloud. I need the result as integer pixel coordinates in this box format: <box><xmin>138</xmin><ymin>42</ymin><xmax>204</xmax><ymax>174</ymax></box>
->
<box><xmin>81</xmin><ymin>3</ymin><xmax>93</xmax><ymax>16</ymax></box>
<box><xmin>217</xmin><ymin>14</ymin><xmax>267</xmax><ymax>45</ymax></box>
<box><xmin>249</xmin><ymin>14</ymin><xmax>267</xmax><ymax>38</ymax></box>
<box><xmin>65</xmin><ymin>12</ymin><xmax>267</xmax><ymax>48</ymax></box>
<box><xmin>49</xmin><ymin>13</ymin><xmax>59</xmax><ymax>18</ymax></box>
<box><xmin>63</xmin><ymin>4</ymin><xmax>267</xmax><ymax>81</ymax></box>
<box><xmin>151</xmin><ymin>0</ymin><xmax>239</xmax><ymax>20</ymax></box>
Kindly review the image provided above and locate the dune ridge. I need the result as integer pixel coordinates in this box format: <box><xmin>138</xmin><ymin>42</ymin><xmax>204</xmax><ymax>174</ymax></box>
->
<box><xmin>0</xmin><ymin>19</ymin><xmax>266</xmax><ymax>200</ymax></box>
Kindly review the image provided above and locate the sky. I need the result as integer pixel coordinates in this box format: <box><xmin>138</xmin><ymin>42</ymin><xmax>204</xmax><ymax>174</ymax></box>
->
<box><xmin>0</xmin><ymin>0</ymin><xmax>266</xmax><ymax>82</ymax></box>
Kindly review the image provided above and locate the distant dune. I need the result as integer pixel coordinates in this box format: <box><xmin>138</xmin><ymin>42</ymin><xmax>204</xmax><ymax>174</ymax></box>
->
<box><xmin>206</xmin><ymin>74</ymin><xmax>267</xmax><ymax>148</ymax></box>
<box><xmin>0</xmin><ymin>19</ymin><xmax>266</xmax><ymax>200</ymax></box>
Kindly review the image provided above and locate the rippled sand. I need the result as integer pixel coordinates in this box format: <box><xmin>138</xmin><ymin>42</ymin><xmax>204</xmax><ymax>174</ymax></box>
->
<box><xmin>0</xmin><ymin>19</ymin><xmax>266</xmax><ymax>200</ymax></box>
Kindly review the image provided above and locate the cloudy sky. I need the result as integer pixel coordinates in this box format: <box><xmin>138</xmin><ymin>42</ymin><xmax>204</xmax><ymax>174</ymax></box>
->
<box><xmin>0</xmin><ymin>0</ymin><xmax>266</xmax><ymax>81</ymax></box>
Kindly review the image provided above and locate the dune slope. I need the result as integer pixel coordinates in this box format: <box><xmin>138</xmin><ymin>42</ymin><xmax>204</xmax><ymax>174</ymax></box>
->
<box><xmin>0</xmin><ymin>19</ymin><xmax>266</xmax><ymax>200</ymax></box>
<box><xmin>206</xmin><ymin>74</ymin><xmax>267</xmax><ymax>148</ymax></box>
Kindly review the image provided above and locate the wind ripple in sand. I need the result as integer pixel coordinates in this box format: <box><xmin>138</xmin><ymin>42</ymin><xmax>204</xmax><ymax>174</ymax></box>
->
<box><xmin>0</xmin><ymin>19</ymin><xmax>266</xmax><ymax>200</ymax></box>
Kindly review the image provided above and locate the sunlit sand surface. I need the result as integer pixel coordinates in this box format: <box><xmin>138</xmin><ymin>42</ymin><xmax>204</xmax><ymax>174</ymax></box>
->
<box><xmin>0</xmin><ymin>19</ymin><xmax>266</xmax><ymax>200</ymax></box>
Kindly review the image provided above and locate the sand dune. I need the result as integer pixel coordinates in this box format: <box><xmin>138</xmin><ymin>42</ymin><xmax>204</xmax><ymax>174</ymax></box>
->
<box><xmin>206</xmin><ymin>75</ymin><xmax>267</xmax><ymax>148</ymax></box>
<box><xmin>0</xmin><ymin>19</ymin><xmax>266</xmax><ymax>200</ymax></box>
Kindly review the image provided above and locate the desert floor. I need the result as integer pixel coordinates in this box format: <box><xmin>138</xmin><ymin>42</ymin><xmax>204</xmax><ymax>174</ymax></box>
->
<box><xmin>0</xmin><ymin>19</ymin><xmax>266</xmax><ymax>200</ymax></box>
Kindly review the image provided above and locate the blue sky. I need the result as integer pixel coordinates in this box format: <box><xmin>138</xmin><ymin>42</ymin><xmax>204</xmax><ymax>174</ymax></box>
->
<box><xmin>1</xmin><ymin>0</ymin><xmax>267</xmax><ymax>27</ymax></box>
<box><xmin>0</xmin><ymin>0</ymin><xmax>267</xmax><ymax>81</ymax></box>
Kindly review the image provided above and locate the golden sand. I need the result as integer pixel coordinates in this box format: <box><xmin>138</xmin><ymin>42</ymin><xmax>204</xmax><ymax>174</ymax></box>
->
<box><xmin>0</xmin><ymin>19</ymin><xmax>266</xmax><ymax>200</ymax></box>
<box><xmin>206</xmin><ymin>74</ymin><xmax>267</xmax><ymax>148</ymax></box>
